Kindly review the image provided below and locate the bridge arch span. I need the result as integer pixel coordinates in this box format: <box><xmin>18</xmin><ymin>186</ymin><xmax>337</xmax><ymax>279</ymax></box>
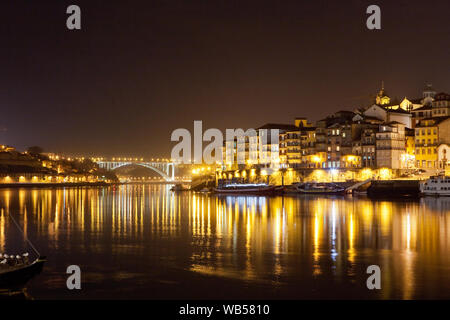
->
<box><xmin>97</xmin><ymin>161</ymin><xmax>175</xmax><ymax>181</ymax></box>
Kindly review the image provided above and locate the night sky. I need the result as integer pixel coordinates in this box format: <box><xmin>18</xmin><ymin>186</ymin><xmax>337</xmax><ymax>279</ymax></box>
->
<box><xmin>1</xmin><ymin>0</ymin><xmax>449</xmax><ymax>157</ymax></box>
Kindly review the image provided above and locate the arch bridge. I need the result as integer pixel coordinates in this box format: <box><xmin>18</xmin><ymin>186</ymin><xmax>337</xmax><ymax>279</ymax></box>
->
<box><xmin>96</xmin><ymin>160</ymin><xmax>175</xmax><ymax>181</ymax></box>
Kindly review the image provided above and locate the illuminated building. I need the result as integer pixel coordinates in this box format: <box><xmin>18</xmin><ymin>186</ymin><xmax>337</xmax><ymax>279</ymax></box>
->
<box><xmin>404</xmin><ymin>128</ymin><xmax>416</xmax><ymax>168</ymax></box>
<box><xmin>411</xmin><ymin>105</ymin><xmax>433</xmax><ymax>128</ymax></box>
<box><xmin>325</xmin><ymin>123</ymin><xmax>344</xmax><ymax>168</ymax></box>
<box><xmin>384</xmin><ymin>97</ymin><xmax>424</xmax><ymax>113</ymax></box>
<box><xmin>415</xmin><ymin>117</ymin><xmax>450</xmax><ymax>169</ymax></box>
<box><xmin>363</xmin><ymin>103</ymin><xmax>412</xmax><ymax>129</ymax></box>
<box><xmin>0</xmin><ymin>145</ymin><xmax>16</xmax><ymax>152</ymax></box>
<box><xmin>353</xmin><ymin>128</ymin><xmax>377</xmax><ymax>168</ymax></box>
<box><xmin>376</xmin><ymin>122</ymin><xmax>406</xmax><ymax>169</ymax></box>
<box><xmin>280</xmin><ymin>118</ymin><xmax>315</xmax><ymax>169</ymax></box>
<box><xmin>340</xmin><ymin>154</ymin><xmax>361</xmax><ymax>168</ymax></box>
<box><xmin>280</xmin><ymin>129</ymin><xmax>300</xmax><ymax>167</ymax></box>
<box><xmin>437</xmin><ymin>144</ymin><xmax>450</xmax><ymax>171</ymax></box>
<box><xmin>257</xmin><ymin>124</ymin><xmax>298</xmax><ymax>170</ymax></box>
<box><xmin>431</xmin><ymin>92</ymin><xmax>450</xmax><ymax>117</ymax></box>
<box><xmin>375</xmin><ymin>81</ymin><xmax>391</xmax><ymax>106</ymax></box>
<box><xmin>300</xmin><ymin>127</ymin><xmax>317</xmax><ymax>168</ymax></box>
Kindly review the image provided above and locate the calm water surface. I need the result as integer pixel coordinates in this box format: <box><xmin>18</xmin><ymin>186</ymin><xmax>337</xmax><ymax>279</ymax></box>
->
<box><xmin>0</xmin><ymin>184</ymin><xmax>449</xmax><ymax>299</ymax></box>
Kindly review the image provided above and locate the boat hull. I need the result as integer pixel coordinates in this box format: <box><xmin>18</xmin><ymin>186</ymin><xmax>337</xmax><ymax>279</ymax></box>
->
<box><xmin>0</xmin><ymin>257</ymin><xmax>46</xmax><ymax>289</ymax></box>
<box><xmin>420</xmin><ymin>191</ymin><xmax>450</xmax><ymax>196</ymax></box>
<box><xmin>297</xmin><ymin>189</ymin><xmax>346</xmax><ymax>195</ymax></box>
<box><xmin>213</xmin><ymin>186</ymin><xmax>276</xmax><ymax>195</ymax></box>
<box><xmin>419</xmin><ymin>176</ymin><xmax>450</xmax><ymax>197</ymax></box>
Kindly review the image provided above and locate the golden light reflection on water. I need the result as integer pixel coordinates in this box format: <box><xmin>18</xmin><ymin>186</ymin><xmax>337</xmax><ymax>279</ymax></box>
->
<box><xmin>0</xmin><ymin>185</ymin><xmax>449</xmax><ymax>298</ymax></box>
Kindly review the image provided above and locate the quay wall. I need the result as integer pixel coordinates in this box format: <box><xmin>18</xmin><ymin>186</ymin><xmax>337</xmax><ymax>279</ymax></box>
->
<box><xmin>367</xmin><ymin>180</ymin><xmax>420</xmax><ymax>197</ymax></box>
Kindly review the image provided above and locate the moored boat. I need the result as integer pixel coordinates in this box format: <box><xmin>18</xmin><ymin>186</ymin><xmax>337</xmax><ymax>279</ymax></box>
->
<box><xmin>170</xmin><ymin>184</ymin><xmax>190</xmax><ymax>192</ymax></box>
<box><xmin>296</xmin><ymin>182</ymin><xmax>346</xmax><ymax>195</ymax></box>
<box><xmin>213</xmin><ymin>183</ymin><xmax>277</xmax><ymax>195</ymax></box>
<box><xmin>275</xmin><ymin>183</ymin><xmax>301</xmax><ymax>195</ymax></box>
<box><xmin>1</xmin><ymin>213</ymin><xmax>47</xmax><ymax>291</ymax></box>
<box><xmin>0</xmin><ymin>255</ymin><xmax>46</xmax><ymax>289</ymax></box>
<box><xmin>419</xmin><ymin>175</ymin><xmax>450</xmax><ymax>196</ymax></box>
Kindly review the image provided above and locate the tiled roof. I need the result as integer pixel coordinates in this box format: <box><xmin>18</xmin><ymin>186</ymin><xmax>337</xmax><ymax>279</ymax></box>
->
<box><xmin>386</xmin><ymin>108</ymin><xmax>411</xmax><ymax>114</ymax></box>
<box><xmin>416</xmin><ymin>116</ymin><xmax>450</xmax><ymax>127</ymax></box>
<box><xmin>434</xmin><ymin>92</ymin><xmax>450</xmax><ymax>101</ymax></box>
<box><xmin>411</xmin><ymin>105</ymin><xmax>432</xmax><ymax>111</ymax></box>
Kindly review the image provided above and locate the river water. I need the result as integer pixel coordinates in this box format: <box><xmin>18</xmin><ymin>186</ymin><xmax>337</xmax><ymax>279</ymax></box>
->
<box><xmin>0</xmin><ymin>184</ymin><xmax>449</xmax><ymax>299</ymax></box>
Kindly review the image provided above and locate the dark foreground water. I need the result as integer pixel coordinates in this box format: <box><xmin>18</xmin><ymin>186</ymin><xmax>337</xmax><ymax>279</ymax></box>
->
<box><xmin>0</xmin><ymin>184</ymin><xmax>449</xmax><ymax>299</ymax></box>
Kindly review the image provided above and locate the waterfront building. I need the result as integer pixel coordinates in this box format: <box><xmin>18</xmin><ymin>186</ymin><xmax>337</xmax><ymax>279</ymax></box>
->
<box><xmin>404</xmin><ymin>128</ymin><xmax>416</xmax><ymax>168</ymax></box>
<box><xmin>415</xmin><ymin>119</ymin><xmax>439</xmax><ymax>169</ymax></box>
<box><xmin>300</xmin><ymin>127</ymin><xmax>317</xmax><ymax>167</ymax></box>
<box><xmin>279</xmin><ymin>118</ymin><xmax>316</xmax><ymax>168</ymax></box>
<box><xmin>376</xmin><ymin>122</ymin><xmax>406</xmax><ymax>169</ymax></box>
<box><xmin>354</xmin><ymin>128</ymin><xmax>378</xmax><ymax>168</ymax></box>
<box><xmin>222</xmin><ymin>134</ymin><xmax>258</xmax><ymax>171</ymax></box>
<box><xmin>414</xmin><ymin>116</ymin><xmax>450</xmax><ymax>169</ymax></box>
<box><xmin>313</xmin><ymin>124</ymin><xmax>327</xmax><ymax>165</ymax></box>
<box><xmin>431</xmin><ymin>92</ymin><xmax>450</xmax><ymax>117</ymax></box>
<box><xmin>257</xmin><ymin>123</ymin><xmax>298</xmax><ymax>170</ymax></box>
<box><xmin>437</xmin><ymin>143</ymin><xmax>450</xmax><ymax>171</ymax></box>
<box><xmin>325</xmin><ymin>123</ymin><xmax>342</xmax><ymax>168</ymax></box>
<box><xmin>280</xmin><ymin>127</ymin><xmax>301</xmax><ymax>167</ymax></box>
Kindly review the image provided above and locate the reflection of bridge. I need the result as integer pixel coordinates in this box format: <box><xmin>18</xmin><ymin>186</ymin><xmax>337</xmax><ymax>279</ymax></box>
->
<box><xmin>96</xmin><ymin>160</ymin><xmax>175</xmax><ymax>181</ymax></box>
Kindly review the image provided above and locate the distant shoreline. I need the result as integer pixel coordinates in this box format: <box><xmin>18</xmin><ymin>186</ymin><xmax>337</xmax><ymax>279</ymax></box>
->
<box><xmin>0</xmin><ymin>182</ymin><xmax>113</xmax><ymax>189</ymax></box>
<box><xmin>0</xmin><ymin>181</ymin><xmax>179</xmax><ymax>189</ymax></box>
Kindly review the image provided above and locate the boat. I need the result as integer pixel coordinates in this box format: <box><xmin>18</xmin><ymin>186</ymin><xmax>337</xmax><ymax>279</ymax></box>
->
<box><xmin>277</xmin><ymin>183</ymin><xmax>301</xmax><ymax>195</ymax></box>
<box><xmin>0</xmin><ymin>213</ymin><xmax>46</xmax><ymax>291</ymax></box>
<box><xmin>213</xmin><ymin>183</ymin><xmax>277</xmax><ymax>195</ymax></box>
<box><xmin>352</xmin><ymin>189</ymin><xmax>368</xmax><ymax>196</ymax></box>
<box><xmin>419</xmin><ymin>175</ymin><xmax>450</xmax><ymax>196</ymax></box>
<box><xmin>296</xmin><ymin>182</ymin><xmax>346</xmax><ymax>195</ymax></box>
<box><xmin>0</xmin><ymin>255</ymin><xmax>46</xmax><ymax>289</ymax></box>
<box><xmin>170</xmin><ymin>184</ymin><xmax>190</xmax><ymax>192</ymax></box>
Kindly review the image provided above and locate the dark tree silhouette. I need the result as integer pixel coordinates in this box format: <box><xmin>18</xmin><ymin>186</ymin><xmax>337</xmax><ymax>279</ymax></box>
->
<box><xmin>27</xmin><ymin>146</ymin><xmax>44</xmax><ymax>155</ymax></box>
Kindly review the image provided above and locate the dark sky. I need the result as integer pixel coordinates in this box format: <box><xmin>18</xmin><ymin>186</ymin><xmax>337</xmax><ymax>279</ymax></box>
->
<box><xmin>1</xmin><ymin>0</ymin><xmax>449</xmax><ymax>157</ymax></box>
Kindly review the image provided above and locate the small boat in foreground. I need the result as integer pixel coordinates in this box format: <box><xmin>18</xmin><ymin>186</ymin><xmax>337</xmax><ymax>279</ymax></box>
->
<box><xmin>0</xmin><ymin>255</ymin><xmax>46</xmax><ymax>289</ymax></box>
<box><xmin>419</xmin><ymin>175</ymin><xmax>450</xmax><ymax>196</ymax></box>
<box><xmin>1</xmin><ymin>212</ymin><xmax>46</xmax><ymax>291</ymax></box>
<box><xmin>213</xmin><ymin>183</ymin><xmax>277</xmax><ymax>195</ymax></box>
<box><xmin>296</xmin><ymin>182</ymin><xmax>346</xmax><ymax>195</ymax></box>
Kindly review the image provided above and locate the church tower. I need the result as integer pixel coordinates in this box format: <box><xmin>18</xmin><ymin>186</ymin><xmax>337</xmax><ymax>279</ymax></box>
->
<box><xmin>422</xmin><ymin>83</ymin><xmax>436</xmax><ymax>106</ymax></box>
<box><xmin>375</xmin><ymin>81</ymin><xmax>391</xmax><ymax>106</ymax></box>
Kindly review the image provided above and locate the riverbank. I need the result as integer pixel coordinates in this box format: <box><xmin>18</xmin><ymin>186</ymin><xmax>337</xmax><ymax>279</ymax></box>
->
<box><xmin>0</xmin><ymin>181</ymin><xmax>184</xmax><ymax>189</ymax></box>
<box><xmin>0</xmin><ymin>181</ymin><xmax>113</xmax><ymax>189</ymax></box>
